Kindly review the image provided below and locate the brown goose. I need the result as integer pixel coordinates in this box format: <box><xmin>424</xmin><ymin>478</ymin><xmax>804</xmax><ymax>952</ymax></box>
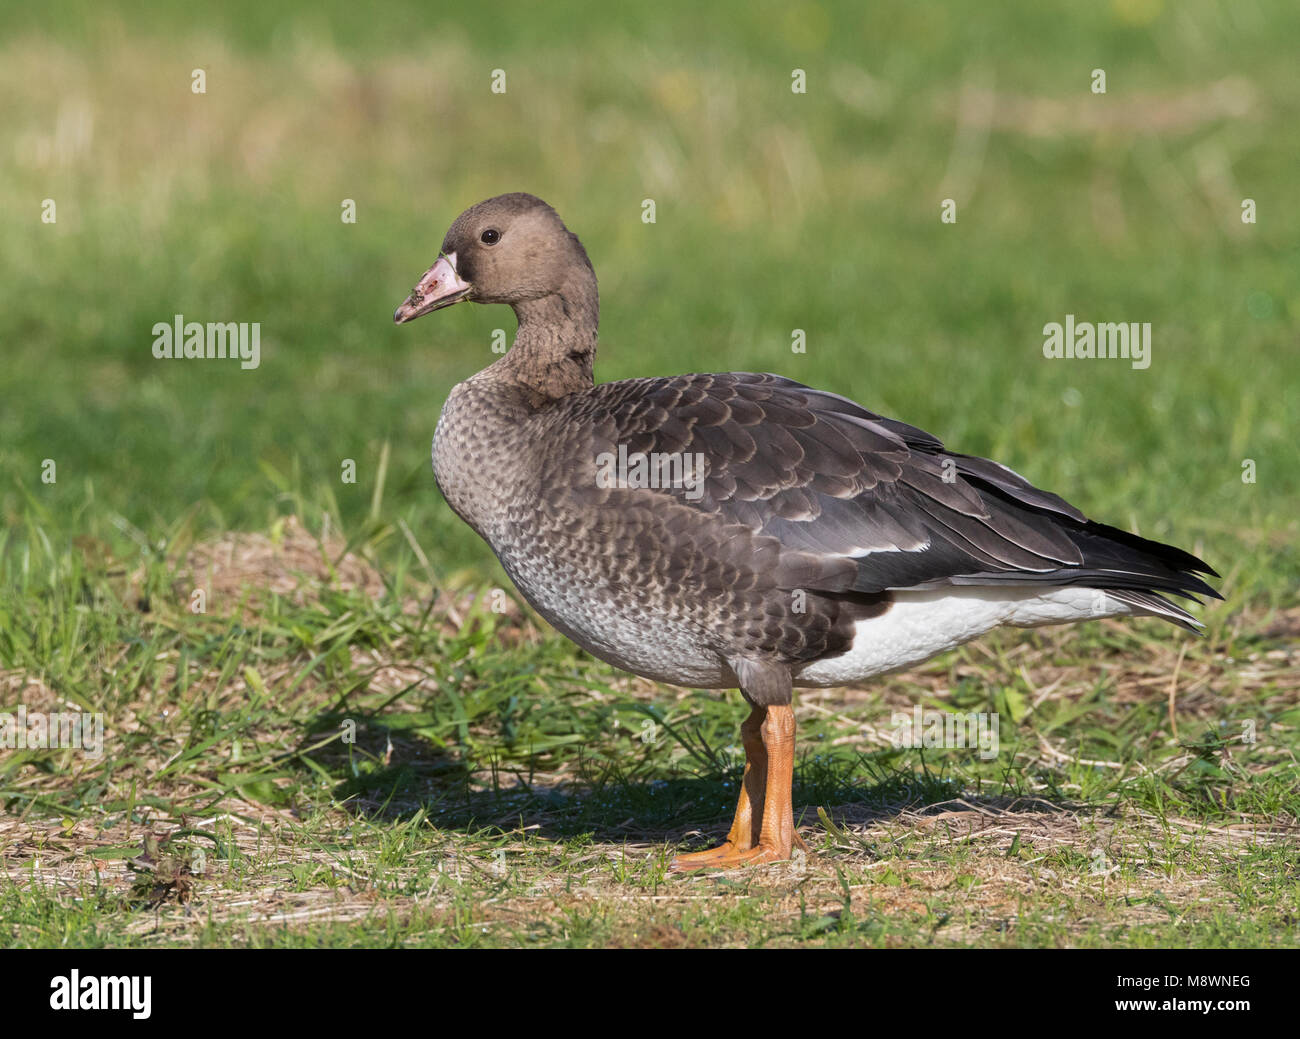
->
<box><xmin>395</xmin><ymin>193</ymin><xmax>1219</xmax><ymax>870</ymax></box>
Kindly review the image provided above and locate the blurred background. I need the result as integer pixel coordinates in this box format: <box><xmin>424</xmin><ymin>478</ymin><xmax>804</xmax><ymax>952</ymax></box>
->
<box><xmin>2</xmin><ymin>0</ymin><xmax>1296</xmax><ymax>602</ymax></box>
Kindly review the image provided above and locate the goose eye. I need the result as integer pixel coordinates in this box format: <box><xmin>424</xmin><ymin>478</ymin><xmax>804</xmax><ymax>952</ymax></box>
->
<box><xmin>480</xmin><ymin>228</ymin><xmax>501</xmax><ymax>245</ymax></box>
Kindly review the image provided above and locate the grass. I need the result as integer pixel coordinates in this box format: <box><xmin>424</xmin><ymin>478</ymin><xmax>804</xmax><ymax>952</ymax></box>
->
<box><xmin>1</xmin><ymin>0</ymin><xmax>1298</xmax><ymax>947</ymax></box>
<box><xmin>2</xmin><ymin>515</ymin><xmax>1296</xmax><ymax>947</ymax></box>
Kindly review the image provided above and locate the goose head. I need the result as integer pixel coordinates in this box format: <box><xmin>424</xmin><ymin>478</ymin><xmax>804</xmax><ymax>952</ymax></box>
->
<box><xmin>393</xmin><ymin>192</ymin><xmax>592</xmax><ymax>324</ymax></box>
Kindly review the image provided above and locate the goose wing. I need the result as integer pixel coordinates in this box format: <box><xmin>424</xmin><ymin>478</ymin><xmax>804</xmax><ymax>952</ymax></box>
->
<box><xmin>565</xmin><ymin>372</ymin><xmax>1218</xmax><ymax>611</ymax></box>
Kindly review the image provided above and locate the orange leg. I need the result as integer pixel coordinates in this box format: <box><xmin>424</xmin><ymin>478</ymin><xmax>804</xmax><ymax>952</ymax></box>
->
<box><xmin>671</xmin><ymin>706</ymin><xmax>766</xmax><ymax>868</ymax></box>
<box><xmin>671</xmin><ymin>705</ymin><xmax>807</xmax><ymax>870</ymax></box>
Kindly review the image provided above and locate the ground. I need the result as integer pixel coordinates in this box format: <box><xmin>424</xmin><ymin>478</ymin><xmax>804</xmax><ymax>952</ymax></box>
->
<box><xmin>3</xmin><ymin>519</ymin><xmax>1296</xmax><ymax>947</ymax></box>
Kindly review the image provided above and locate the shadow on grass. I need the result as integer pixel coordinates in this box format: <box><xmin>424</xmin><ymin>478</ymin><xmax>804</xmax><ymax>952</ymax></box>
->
<box><xmin>291</xmin><ymin>710</ymin><xmax>1075</xmax><ymax>850</ymax></box>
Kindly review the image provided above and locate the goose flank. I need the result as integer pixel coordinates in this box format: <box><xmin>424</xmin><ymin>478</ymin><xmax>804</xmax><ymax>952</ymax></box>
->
<box><xmin>395</xmin><ymin>192</ymin><xmax>1220</xmax><ymax>869</ymax></box>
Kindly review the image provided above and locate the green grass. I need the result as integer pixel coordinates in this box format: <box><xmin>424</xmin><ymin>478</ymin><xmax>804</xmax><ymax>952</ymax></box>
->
<box><xmin>1</xmin><ymin>0</ymin><xmax>1298</xmax><ymax>947</ymax></box>
<box><xmin>2</xmin><ymin>513</ymin><xmax>1296</xmax><ymax>947</ymax></box>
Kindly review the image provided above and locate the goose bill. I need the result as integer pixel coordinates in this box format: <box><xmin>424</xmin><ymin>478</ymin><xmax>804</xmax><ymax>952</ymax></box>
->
<box><xmin>393</xmin><ymin>253</ymin><xmax>471</xmax><ymax>323</ymax></box>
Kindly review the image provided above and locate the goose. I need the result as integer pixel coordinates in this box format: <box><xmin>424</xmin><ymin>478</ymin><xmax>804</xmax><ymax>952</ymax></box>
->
<box><xmin>394</xmin><ymin>193</ymin><xmax>1220</xmax><ymax>870</ymax></box>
